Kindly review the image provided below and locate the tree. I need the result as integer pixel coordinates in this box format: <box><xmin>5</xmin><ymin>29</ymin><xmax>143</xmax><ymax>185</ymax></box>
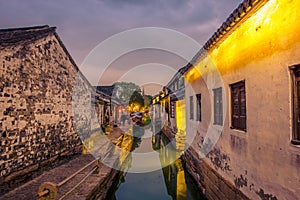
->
<box><xmin>113</xmin><ymin>82</ymin><xmax>140</xmax><ymax>104</ymax></box>
<box><xmin>129</xmin><ymin>90</ymin><xmax>144</xmax><ymax>108</ymax></box>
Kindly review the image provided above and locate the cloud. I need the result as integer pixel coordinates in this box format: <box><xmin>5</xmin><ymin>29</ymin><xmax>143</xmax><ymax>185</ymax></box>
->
<box><xmin>0</xmin><ymin>0</ymin><xmax>241</xmax><ymax>86</ymax></box>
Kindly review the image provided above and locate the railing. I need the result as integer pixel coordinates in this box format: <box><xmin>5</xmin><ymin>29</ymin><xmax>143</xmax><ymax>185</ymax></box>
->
<box><xmin>37</xmin><ymin>141</ymin><xmax>110</xmax><ymax>200</ymax></box>
<box><xmin>37</xmin><ymin>159</ymin><xmax>99</xmax><ymax>200</ymax></box>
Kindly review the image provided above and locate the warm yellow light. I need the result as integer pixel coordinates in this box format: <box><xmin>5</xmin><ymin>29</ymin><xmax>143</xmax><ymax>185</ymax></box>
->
<box><xmin>133</xmin><ymin>105</ymin><xmax>140</xmax><ymax>112</ymax></box>
<box><xmin>185</xmin><ymin>66</ymin><xmax>201</xmax><ymax>83</ymax></box>
<box><xmin>208</xmin><ymin>0</ymin><xmax>300</xmax><ymax>74</ymax></box>
<box><xmin>175</xmin><ymin>100</ymin><xmax>186</xmax><ymax>135</ymax></box>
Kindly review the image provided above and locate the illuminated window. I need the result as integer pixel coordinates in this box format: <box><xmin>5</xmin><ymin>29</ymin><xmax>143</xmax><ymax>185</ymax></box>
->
<box><xmin>196</xmin><ymin>94</ymin><xmax>201</xmax><ymax>121</ymax></box>
<box><xmin>190</xmin><ymin>96</ymin><xmax>194</xmax><ymax>120</ymax></box>
<box><xmin>290</xmin><ymin>65</ymin><xmax>300</xmax><ymax>145</ymax></box>
<box><xmin>230</xmin><ymin>81</ymin><xmax>246</xmax><ymax>131</ymax></box>
<box><xmin>213</xmin><ymin>87</ymin><xmax>223</xmax><ymax>125</ymax></box>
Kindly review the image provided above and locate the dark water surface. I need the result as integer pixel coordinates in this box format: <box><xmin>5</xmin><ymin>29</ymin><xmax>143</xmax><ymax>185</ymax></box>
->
<box><xmin>107</xmin><ymin>127</ymin><xmax>206</xmax><ymax>200</ymax></box>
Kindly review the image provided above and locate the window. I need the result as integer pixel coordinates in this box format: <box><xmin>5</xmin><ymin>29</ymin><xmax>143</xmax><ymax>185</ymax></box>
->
<box><xmin>190</xmin><ymin>96</ymin><xmax>194</xmax><ymax>120</ymax></box>
<box><xmin>179</xmin><ymin>77</ymin><xmax>185</xmax><ymax>88</ymax></box>
<box><xmin>174</xmin><ymin>81</ymin><xmax>178</xmax><ymax>91</ymax></box>
<box><xmin>213</xmin><ymin>87</ymin><xmax>223</xmax><ymax>125</ymax></box>
<box><xmin>290</xmin><ymin>65</ymin><xmax>300</xmax><ymax>145</ymax></box>
<box><xmin>170</xmin><ymin>101</ymin><xmax>175</xmax><ymax>118</ymax></box>
<box><xmin>196</xmin><ymin>94</ymin><xmax>201</xmax><ymax>121</ymax></box>
<box><xmin>230</xmin><ymin>81</ymin><xmax>246</xmax><ymax>131</ymax></box>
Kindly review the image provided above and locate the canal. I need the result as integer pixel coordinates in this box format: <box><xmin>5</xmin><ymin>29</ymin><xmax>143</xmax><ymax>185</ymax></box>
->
<box><xmin>107</xmin><ymin>126</ymin><xmax>206</xmax><ymax>200</ymax></box>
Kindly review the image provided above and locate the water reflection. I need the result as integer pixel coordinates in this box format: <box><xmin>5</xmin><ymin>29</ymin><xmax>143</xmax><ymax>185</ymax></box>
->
<box><xmin>157</xmin><ymin>132</ymin><xmax>205</xmax><ymax>200</ymax></box>
<box><xmin>107</xmin><ymin>129</ymin><xmax>205</xmax><ymax>200</ymax></box>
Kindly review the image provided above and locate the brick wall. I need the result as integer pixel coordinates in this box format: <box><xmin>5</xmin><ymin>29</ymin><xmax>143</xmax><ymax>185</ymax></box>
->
<box><xmin>0</xmin><ymin>32</ymin><xmax>91</xmax><ymax>190</ymax></box>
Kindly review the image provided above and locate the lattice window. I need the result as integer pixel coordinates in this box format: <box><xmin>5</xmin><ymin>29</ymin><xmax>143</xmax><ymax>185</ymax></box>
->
<box><xmin>196</xmin><ymin>94</ymin><xmax>201</xmax><ymax>121</ymax></box>
<box><xmin>190</xmin><ymin>96</ymin><xmax>194</xmax><ymax>120</ymax></box>
<box><xmin>230</xmin><ymin>81</ymin><xmax>246</xmax><ymax>131</ymax></box>
<box><xmin>213</xmin><ymin>87</ymin><xmax>223</xmax><ymax>125</ymax></box>
<box><xmin>290</xmin><ymin>65</ymin><xmax>300</xmax><ymax>145</ymax></box>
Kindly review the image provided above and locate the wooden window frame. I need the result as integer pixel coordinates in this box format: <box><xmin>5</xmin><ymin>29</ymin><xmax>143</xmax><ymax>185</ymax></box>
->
<box><xmin>213</xmin><ymin>87</ymin><xmax>223</xmax><ymax>125</ymax></box>
<box><xmin>230</xmin><ymin>80</ymin><xmax>247</xmax><ymax>131</ymax></box>
<box><xmin>290</xmin><ymin>65</ymin><xmax>300</xmax><ymax>145</ymax></box>
<box><xmin>190</xmin><ymin>96</ymin><xmax>194</xmax><ymax>120</ymax></box>
<box><xmin>196</xmin><ymin>93</ymin><xmax>201</xmax><ymax>121</ymax></box>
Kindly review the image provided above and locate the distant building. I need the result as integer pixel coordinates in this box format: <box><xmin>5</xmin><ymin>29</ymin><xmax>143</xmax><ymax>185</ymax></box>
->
<box><xmin>95</xmin><ymin>85</ymin><xmax>124</xmax><ymax>125</ymax></box>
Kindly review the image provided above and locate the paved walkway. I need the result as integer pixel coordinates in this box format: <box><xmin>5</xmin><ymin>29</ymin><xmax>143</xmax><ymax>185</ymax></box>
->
<box><xmin>0</xmin><ymin>126</ymin><xmax>130</xmax><ymax>200</ymax></box>
<box><xmin>0</xmin><ymin>154</ymin><xmax>95</xmax><ymax>200</ymax></box>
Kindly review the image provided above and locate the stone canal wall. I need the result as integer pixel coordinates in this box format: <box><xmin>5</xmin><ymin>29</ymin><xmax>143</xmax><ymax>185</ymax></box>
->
<box><xmin>161</xmin><ymin>126</ymin><xmax>249</xmax><ymax>200</ymax></box>
<box><xmin>0</xmin><ymin>26</ymin><xmax>93</xmax><ymax>191</ymax></box>
<box><xmin>183</xmin><ymin>147</ymin><xmax>249</xmax><ymax>200</ymax></box>
<box><xmin>86</xmin><ymin>128</ymin><xmax>134</xmax><ymax>200</ymax></box>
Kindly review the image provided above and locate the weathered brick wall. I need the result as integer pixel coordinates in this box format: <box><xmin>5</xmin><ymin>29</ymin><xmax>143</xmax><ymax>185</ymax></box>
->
<box><xmin>0</xmin><ymin>33</ymin><xmax>91</xmax><ymax>189</ymax></box>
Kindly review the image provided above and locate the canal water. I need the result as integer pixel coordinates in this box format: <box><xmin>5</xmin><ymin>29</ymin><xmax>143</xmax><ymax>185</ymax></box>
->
<box><xmin>107</xmin><ymin>126</ymin><xmax>206</xmax><ymax>200</ymax></box>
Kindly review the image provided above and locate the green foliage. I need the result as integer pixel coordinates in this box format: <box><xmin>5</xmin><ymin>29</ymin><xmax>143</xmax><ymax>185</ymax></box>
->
<box><xmin>113</xmin><ymin>82</ymin><xmax>140</xmax><ymax>103</ymax></box>
<box><xmin>129</xmin><ymin>90</ymin><xmax>144</xmax><ymax>107</ymax></box>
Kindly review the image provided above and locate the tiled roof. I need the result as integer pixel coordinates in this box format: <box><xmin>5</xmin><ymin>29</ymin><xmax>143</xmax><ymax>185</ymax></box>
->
<box><xmin>178</xmin><ymin>65</ymin><xmax>190</xmax><ymax>75</ymax></box>
<box><xmin>164</xmin><ymin>0</ymin><xmax>269</xmax><ymax>90</ymax></box>
<box><xmin>95</xmin><ymin>85</ymin><xmax>116</xmax><ymax>97</ymax></box>
<box><xmin>0</xmin><ymin>24</ymin><xmax>94</xmax><ymax>91</ymax></box>
<box><xmin>165</xmin><ymin>65</ymin><xmax>189</xmax><ymax>89</ymax></box>
<box><xmin>0</xmin><ymin>25</ymin><xmax>56</xmax><ymax>46</ymax></box>
<box><xmin>189</xmin><ymin>0</ymin><xmax>269</xmax><ymax>67</ymax></box>
<box><xmin>203</xmin><ymin>0</ymin><xmax>268</xmax><ymax>51</ymax></box>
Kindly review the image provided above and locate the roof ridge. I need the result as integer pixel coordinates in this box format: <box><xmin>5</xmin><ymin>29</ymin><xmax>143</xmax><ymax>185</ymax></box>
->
<box><xmin>0</xmin><ymin>25</ymin><xmax>50</xmax><ymax>32</ymax></box>
<box><xmin>0</xmin><ymin>25</ymin><xmax>56</xmax><ymax>46</ymax></box>
<box><xmin>187</xmin><ymin>0</ymin><xmax>269</xmax><ymax>68</ymax></box>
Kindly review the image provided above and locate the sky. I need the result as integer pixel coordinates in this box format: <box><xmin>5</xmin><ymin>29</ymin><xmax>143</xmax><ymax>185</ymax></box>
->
<box><xmin>0</xmin><ymin>0</ymin><xmax>241</xmax><ymax>94</ymax></box>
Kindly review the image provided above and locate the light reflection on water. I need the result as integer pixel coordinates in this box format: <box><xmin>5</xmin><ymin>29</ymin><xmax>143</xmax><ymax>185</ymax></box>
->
<box><xmin>107</xmin><ymin>127</ymin><xmax>206</xmax><ymax>200</ymax></box>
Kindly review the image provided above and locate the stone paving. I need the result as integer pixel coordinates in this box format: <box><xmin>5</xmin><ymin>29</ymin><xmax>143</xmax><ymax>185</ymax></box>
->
<box><xmin>0</xmin><ymin>126</ymin><xmax>131</xmax><ymax>200</ymax></box>
<box><xmin>0</xmin><ymin>154</ymin><xmax>95</xmax><ymax>200</ymax></box>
